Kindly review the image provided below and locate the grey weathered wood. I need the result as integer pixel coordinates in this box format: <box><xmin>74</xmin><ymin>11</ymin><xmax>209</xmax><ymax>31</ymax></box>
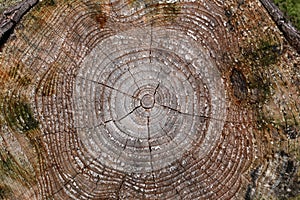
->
<box><xmin>0</xmin><ymin>0</ymin><xmax>38</xmax><ymax>40</ymax></box>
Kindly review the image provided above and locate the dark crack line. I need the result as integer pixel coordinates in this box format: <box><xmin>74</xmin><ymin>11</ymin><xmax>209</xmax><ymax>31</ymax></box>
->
<box><xmin>127</xmin><ymin>67</ymin><xmax>141</xmax><ymax>92</ymax></box>
<box><xmin>46</xmin><ymin>137</ymin><xmax>131</xmax><ymax>199</ymax></box>
<box><xmin>159</xmin><ymin>122</ymin><xmax>191</xmax><ymax>151</ymax></box>
<box><xmin>155</xmin><ymin>65</ymin><xmax>163</xmax><ymax>80</ymax></box>
<box><xmin>146</xmin><ymin>116</ymin><xmax>157</xmax><ymax>197</ymax></box>
<box><xmin>73</xmin><ymin>103</ymin><xmax>141</xmax><ymax>131</ymax></box>
<box><xmin>104</xmin><ymin>105</ymin><xmax>141</xmax><ymax>124</ymax></box>
<box><xmin>159</xmin><ymin>123</ymin><xmax>175</xmax><ymax>143</ymax></box>
<box><xmin>122</xmin><ymin>139</ymin><xmax>128</xmax><ymax>151</ymax></box>
<box><xmin>99</xmin><ymin>47</ymin><xmax>126</xmax><ymax>71</ymax></box>
<box><xmin>95</xmin><ymin>48</ymin><xmax>144</xmax><ymax>98</ymax></box>
<box><xmin>153</xmin><ymin>83</ymin><xmax>160</xmax><ymax>97</ymax></box>
<box><xmin>98</xmin><ymin>47</ymin><xmax>142</xmax><ymax>92</ymax></box>
<box><xmin>117</xmin><ymin>105</ymin><xmax>141</xmax><ymax>122</ymax></box>
<box><xmin>116</xmin><ymin>177</ymin><xmax>126</xmax><ymax>200</ymax></box>
<box><xmin>116</xmin><ymin>138</ymin><xmax>129</xmax><ymax>163</ymax></box>
<box><xmin>149</xmin><ymin>19</ymin><xmax>153</xmax><ymax>63</ymax></box>
<box><xmin>44</xmin><ymin>154</ymin><xmax>100</xmax><ymax>199</ymax></box>
<box><xmin>77</xmin><ymin>76</ymin><xmax>140</xmax><ymax>100</ymax></box>
<box><xmin>184</xmin><ymin>74</ymin><xmax>192</xmax><ymax>83</ymax></box>
<box><xmin>175</xmin><ymin>187</ymin><xmax>183</xmax><ymax>200</ymax></box>
<box><xmin>147</xmin><ymin>116</ymin><xmax>152</xmax><ymax>153</ymax></box>
<box><xmin>88</xmin><ymin>175</ymin><xmax>101</xmax><ymax>200</ymax></box>
<box><xmin>158</xmin><ymin>104</ymin><xmax>246</xmax><ymax>124</ymax></box>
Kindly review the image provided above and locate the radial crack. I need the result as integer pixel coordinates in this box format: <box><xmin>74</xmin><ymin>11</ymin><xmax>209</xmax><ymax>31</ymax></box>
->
<box><xmin>147</xmin><ymin>116</ymin><xmax>157</xmax><ymax>197</ymax></box>
<box><xmin>118</xmin><ymin>105</ymin><xmax>141</xmax><ymax>122</ymax></box>
<box><xmin>127</xmin><ymin>67</ymin><xmax>141</xmax><ymax>91</ymax></box>
<box><xmin>153</xmin><ymin>83</ymin><xmax>160</xmax><ymax>97</ymax></box>
<box><xmin>77</xmin><ymin>76</ymin><xmax>140</xmax><ymax>100</ymax></box>
<box><xmin>104</xmin><ymin>105</ymin><xmax>141</xmax><ymax>124</ymax></box>
<box><xmin>149</xmin><ymin>20</ymin><xmax>153</xmax><ymax>63</ymax></box>
<box><xmin>158</xmin><ymin>103</ymin><xmax>243</xmax><ymax>124</ymax></box>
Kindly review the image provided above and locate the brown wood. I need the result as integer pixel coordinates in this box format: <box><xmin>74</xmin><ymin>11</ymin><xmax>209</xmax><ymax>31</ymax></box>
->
<box><xmin>0</xmin><ymin>0</ymin><xmax>299</xmax><ymax>199</ymax></box>
<box><xmin>260</xmin><ymin>0</ymin><xmax>300</xmax><ymax>54</ymax></box>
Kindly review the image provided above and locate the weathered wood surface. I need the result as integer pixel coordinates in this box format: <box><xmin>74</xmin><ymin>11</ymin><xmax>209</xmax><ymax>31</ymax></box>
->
<box><xmin>0</xmin><ymin>0</ymin><xmax>37</xmax><ymax>42</ymax></box>
<box><xmin>0</xmin><ymin>0</ymin><xmax>299</xmax><ymax>199</ymax></box>
<box><xmin>260</xmin><ymin>0</ymin><xmax>300</xmax><ymax>54</ymax></box>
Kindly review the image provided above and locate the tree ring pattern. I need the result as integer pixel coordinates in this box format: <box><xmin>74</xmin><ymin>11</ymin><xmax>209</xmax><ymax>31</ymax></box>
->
<box><xmin>73</xmin><ymin>27</ymin><xmax>227</xmax><ymax>173</ymax></box>
<box><xmin>0</xmin><ymin>1</ymin><xmax>256</xmax><ymax>199</ymax></box>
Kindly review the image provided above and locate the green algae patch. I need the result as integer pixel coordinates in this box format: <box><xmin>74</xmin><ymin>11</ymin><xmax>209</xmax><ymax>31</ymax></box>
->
<box><xmin>240</xmin><ymin>39</ymin><xmax>281</xmax><ymax>106</ymax></box>
<box><xmin>156</xmin><ymin>3</ymin><xmax>180</xmax><ymax>15</ymax></box>
<box><xmin>42</xmin><ymin>0</ymin><xmax>56</xmax><ymax>7</ymax></box>
<box><xmin>0</xmin><ymin>147</ymin><xmax>35</xmax><ymax>181</ymax></box>
<box><xmin>242</xmin><ymin>39</ymin><xmax>281</xmax><ymax>69</ymax></box>
<box><xmin>0</xmin><ymin>148</ymin><xmax>37</xmax><ymax>199</ymax></box>
<box><xmin>274</xmin><ymin>0</ymin><xmax>300</xmax><ymax>30</ymax></box>
<box><xmin>0</xmin><ymin>0</ymin><xmax>23</xmax><ymax>13</ymax></box>
<box><xmin>0</xmin><ymin>98</ymin><xmax>43</xmax><ymax>196</ymax></box>
<box><xmin>2</xmin><ymin>97</ymin><xmax>39</xmax><ymax>133</ymax></box>
<box><xmin>0</xmin><ymin>183</ymin><xmax>12</xmax><ymax>199</ymax></box>
<box><xmin>151</xmin><ymin>2</ymin><xmax>181</xmax><ymax>23</ymax></box>
<box><xmin>35</xmin><ymin>0</ymin><xmax>57</xmax><ymax>10</ymax></box>
<box><xmin>0</xmin><ymin>150</ymin><xmax>29</xmax><ymax>182</ymax></box>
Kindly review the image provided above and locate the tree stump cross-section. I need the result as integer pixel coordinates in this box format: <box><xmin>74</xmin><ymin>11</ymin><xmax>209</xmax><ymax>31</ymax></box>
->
<box><xmin>0</xmin><ymin>0</ymin><xmax>299</xmax><ymax>199</ymax></box>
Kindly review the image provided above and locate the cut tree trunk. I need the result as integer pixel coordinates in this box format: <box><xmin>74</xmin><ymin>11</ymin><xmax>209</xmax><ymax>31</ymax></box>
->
<box><xmin>0</xmin><ymin>0</ymin><xmax>299</xmax><ymax>199</ymax></box>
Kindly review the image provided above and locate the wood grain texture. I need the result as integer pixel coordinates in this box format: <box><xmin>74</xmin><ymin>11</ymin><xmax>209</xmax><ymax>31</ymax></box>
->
<box><xmin>0</xmin><ymin>0</ymin><xmax>299</xmax><ymax>199</ymax></box>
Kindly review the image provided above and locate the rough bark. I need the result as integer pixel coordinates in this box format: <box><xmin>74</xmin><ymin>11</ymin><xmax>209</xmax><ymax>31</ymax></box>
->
<box><xmin>0</xmin><ymin>0</ymin><xmax>299</xmax><ymax>199</ymax></box>
<box><xmin>260</xmin><ymin>0</ymin><xmax>300</xmax><ymax>53</ymax></box>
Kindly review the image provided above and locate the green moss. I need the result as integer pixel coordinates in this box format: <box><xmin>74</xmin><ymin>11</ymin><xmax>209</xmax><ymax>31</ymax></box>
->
<box><xmin>274</xmin><ymin>0</ymin><xmax>300</xmax><ymax>30</ymax></box>
<box><xmin>238</xmin><ymin>39</ymin><xmax>282</xmax><ymax>131</ymax></box>
<box><xmin>248</xmin><ymin>73</ymin><xmax>272</xmax><ymax>102</ymax></box>
<box><xmin>159</xmin><ymin>3</ymin><xmax>180</xmax><ymax>15</ymax></box>
<box><xmin>0</xmin><ymin>0</ymin><xmax>23</xmax><ymax>14</ymax></box>
<box><xmin>0</xmin><ymin>149</ymin><xmax>30</xmax><ymax>181</ymax></box>
<box><xmin>0</xmin><ymin>149</ymin><xmax>37</xmax><ymax>198</ymax></box>
<box><xmin>36</xmin><ymin>0</ymin><xmax>57</xmax><ymax>9</ymax></box>
<box><xmin>241</xmin><ymin>39</ymin><xmax>281</xmax><ymax>106</ymax></box>
<box><xmin>2</xmin><ymin>98</ymin><xmax>39</xmax><ymax>133</ymax></box>
<box><xmin>0</xmin><ymin>156</ymin><xmax>14</xmax><ymax>177</ymax></box>
<box><xmin>288</xmin><ymin>195</ymin><xmax>300</xmax><ymax>200</ymax></box>
<box><xmin>0</xmin><ymin>184</ymin><xmax>12</xmax><ymax>199</ymax></box>
<box><xmin>244</xmin><ymin>40</ymin><xmax>280</xmax><ymax>67</ymax></box>
<box><xmin>151</xmin><ymin>3</ymin><xmax>181</xmax><ymax>22</ymax></box>
<box><xmin>44</xmin><ymin>0</ymin><xmax>56</xmax><ymax>6</ymax></box>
